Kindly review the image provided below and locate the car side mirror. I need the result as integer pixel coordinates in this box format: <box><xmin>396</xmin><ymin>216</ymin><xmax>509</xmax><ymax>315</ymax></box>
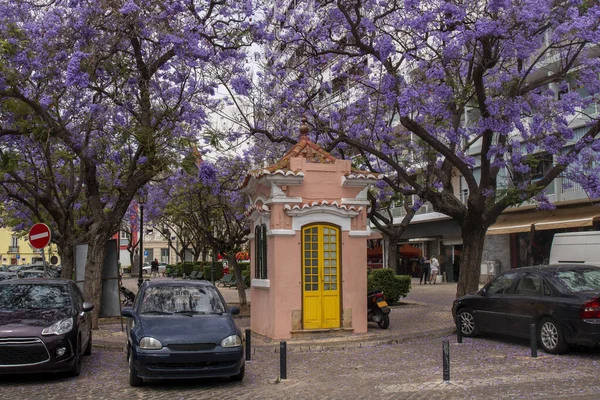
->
<box><xmin>121</xmin><ymin>307</ymin><xmax>135</xmax><ymax>318</ymax></box>
<box><xmin>229</xmin><ymin>306</ymin><xmax>240</xmax><ymax>316</ymax></box>
<box><xmin>82</xmin><ymin>302</ymin><xmax>94</xmax><ymax>312</ymax></box>
<box><xmin>478</xmin><ymin>287</ymin><xmax>487</xmax><ymax>296</ymax></box>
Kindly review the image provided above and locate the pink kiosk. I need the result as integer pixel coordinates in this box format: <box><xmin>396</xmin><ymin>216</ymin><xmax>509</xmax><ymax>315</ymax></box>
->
<box><xmin>241</xmin><ymin>119</ymin><xmax>381</xmax><ymax>339</ymax></box>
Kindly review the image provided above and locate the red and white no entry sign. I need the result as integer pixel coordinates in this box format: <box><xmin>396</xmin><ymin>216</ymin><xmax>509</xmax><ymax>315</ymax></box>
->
<box><xmin>28</xmin><ymin>223</ymin><xmax>51</xmax><ymax>249</ymax></box>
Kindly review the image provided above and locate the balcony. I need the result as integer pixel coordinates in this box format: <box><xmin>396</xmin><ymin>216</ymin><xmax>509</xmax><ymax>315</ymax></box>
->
<box><xmin>8</xmin><ymin>246</ymin><xmax>19</xmax><ymax>253</ymax></box>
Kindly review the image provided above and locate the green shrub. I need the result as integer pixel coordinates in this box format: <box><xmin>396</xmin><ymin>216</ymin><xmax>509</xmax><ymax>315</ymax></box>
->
<box><xmin>238</xmin><ymin>261</ymin><xmax>250</xmax><ymax>276</ymax></box>
<box><xmin>122</xmin><ymin>266</ymin><xmax>132</xmax><ymax>274</ymax></box>
<box><xmin>181</xmin><ymin>262</ymin><xmax>195</xmax><ymax>276</ymax></box>
<box><xmin>167</xmin><ymin>263</ymin><xmax>182</xmax><ymax>276</ymax></box>
<box><xmin>367</xmin><ymin>269</ymin><xmax>411</xmax><ymax>303</ymax></box>
<box><xmin>203</xmin><ymin>262</ymin><xmax>224</xmax><ymax>281</ymax></box>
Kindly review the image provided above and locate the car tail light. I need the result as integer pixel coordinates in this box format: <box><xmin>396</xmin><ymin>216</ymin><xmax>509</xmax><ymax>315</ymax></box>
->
<box><xmin>580</xmin><ymin>296</ymin><xmax>600</xmax><ymax>319</ymax></box>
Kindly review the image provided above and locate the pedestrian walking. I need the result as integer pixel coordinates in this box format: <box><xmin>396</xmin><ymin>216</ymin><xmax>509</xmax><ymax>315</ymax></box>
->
<box><xmin>419</xmin><ymin>254</ymin><xmax>431</xmax><ymax>284</ymax></box>
<box><xmin>151</xmin><ymin>258</ymin><xmax>159</xmax><ymax>277</ymax></box>
<box><xmin>429</xmin><ymin>255</ymin><xmax>440</xmax><ymax>284</ymax></box>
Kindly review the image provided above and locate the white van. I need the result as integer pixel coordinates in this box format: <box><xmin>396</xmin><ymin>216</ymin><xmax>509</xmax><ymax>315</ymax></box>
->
<box><xmin>549</xmin><ymin>231</ymin><xmax>600</xmax><ymax>267</ymax></box>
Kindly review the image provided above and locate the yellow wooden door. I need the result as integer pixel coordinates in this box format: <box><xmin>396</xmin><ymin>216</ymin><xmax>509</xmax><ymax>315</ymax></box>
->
<box><xmin>302</xmin><ymin>225</ymin><xmax>340</xmax><ymax>329</ymax></box>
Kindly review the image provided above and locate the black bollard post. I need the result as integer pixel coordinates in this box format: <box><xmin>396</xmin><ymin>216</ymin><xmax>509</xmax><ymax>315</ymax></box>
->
<box><xmin>280</xmin><ymin>341</ymin><xmax>287</xmax><ymax>380</ymax></box>
<box><xmin>456</xmin><ymin>316</ymin><xmax>463</xmax><ymax>344</ymax></box>
<box><xmin>530</xmin><ymin>324</ymin><xmax>537</xmax><ymax>358</ymax></box>
<box><xmin>245</xmin><ymin>328</ymin><xmax>251</xmax><ymax>362</ymax></box>
<box><xmin>443</xmin><ymin>340</ymin><xmax>450</xmax><ymax>382</ymax></box>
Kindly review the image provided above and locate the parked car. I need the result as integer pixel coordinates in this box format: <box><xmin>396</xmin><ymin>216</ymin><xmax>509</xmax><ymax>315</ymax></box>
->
<box><xmin>122</xmin><ymin>280</ymin><xmax>245</xmax><ymax>386</ymax></box>
<box><xmin>0</xmin><ymin>271</ymin><xmax>17</xmax><ymax>281</ymax></box>
<box><xmin>453</xmin><ymin>264</ymin><xmax>600</xmax><ymax>354</ymax></box>
<box><xmin>8</xmin><ymin>264</ymin><xmax>38</xmax><ymax>273</ymax></box>
<box><xmin>17</xmin><ymin>269</ymin><xmax>46</xmax><ymax>279</ymax></box>
<box><xmin>0</xmin><ymin>278</ymin><xmax>94</xmax><ymax>376</ymax></box>
<box><xmin>16</xmin><ymin>267</ymin><xmax>61</xmax><ymax>279</ymax></box>
<box><xmin>142</xmin><ymin>262</ymin><xmax>167</xmax><ymax>275</ymax></box>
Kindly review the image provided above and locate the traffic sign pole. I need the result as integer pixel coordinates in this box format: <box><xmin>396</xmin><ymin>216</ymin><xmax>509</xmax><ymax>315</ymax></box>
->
<box><xmin>42</xmin><ymin>247</ymin><xmax>47</xmax><ymax>277</ymax></box>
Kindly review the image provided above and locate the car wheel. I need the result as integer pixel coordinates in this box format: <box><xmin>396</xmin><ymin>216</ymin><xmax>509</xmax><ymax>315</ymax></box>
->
<box><xmin>84</xmin><ymin>330</ymin><xmax>92</xmax><ymax>356</ymax></box>
<box><xmin>457</xmin><ymin>308</ymin><xmax>479</xmax><ymax>337</ymax></box>
<box><xmin>539</xmin><ymin>317</ymin><xmax>568</xmax><ymax>354</ymax></box>
<box><xmin>377</xmin><ymin>313</ymin><xmax>390</xmax><ymax>329</ymax></box>
<box><xmin>231</xmin><ymin>361</ymin><xmax>245</xmax><ymax>382</ymax></box>
<box><xmin>69</xmin><ymin>337</ymin><xmax>82</xmax><ymax>377</ymax></box>
<box><xmin>129</xmin><ymin>352</ymin><xmax>144</xmax><ymax>386</ymax></box>
<box><xmin>142</xmin><ymin>270</ymin><xmax>148</xmax><ymax>275</ymax></box>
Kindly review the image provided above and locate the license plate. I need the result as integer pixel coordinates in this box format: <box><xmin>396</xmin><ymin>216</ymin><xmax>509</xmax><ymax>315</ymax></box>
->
<box><xmin>377</xmin><ymin>301</ymin><xmax>388</xmax><ymax>307</ymax></box>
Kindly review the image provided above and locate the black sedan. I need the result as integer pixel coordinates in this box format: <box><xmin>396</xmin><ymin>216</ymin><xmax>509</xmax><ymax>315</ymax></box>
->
<box><xmin>453</xmin><ymin>264</ymin><xmax>600</xmax><ymax>354</ymax></box>
<box><xmin>0</xmin><ymin>279</ymin><xmax>94</xmax><ymax>376</ymax></box>
<box><xmin>122</xmin><ymin>280</ymin><xmax>245</xmax><ymax>386</ymax></box>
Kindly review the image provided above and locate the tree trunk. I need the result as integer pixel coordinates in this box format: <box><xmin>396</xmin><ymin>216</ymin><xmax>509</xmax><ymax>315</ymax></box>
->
<box><xmin>386</xmin><ymin>234</ymin><xmax>400</xmax><ymax>274</ymax></box>
<box><xmin>228</xmin><ymin>254</ymin><xmax>248</xmax><ymax>309</ymax></box>
<box><xmin>83</xmin><ymin>236</ymin><xmax>109</xmax><ymax>329</ymax></box>
<box><xmin>456</xmin><ymin>221</ymin><xmax>487</xmax><ymax>298</ymax></box>
<box><xmin>59</xmin><ymin>243</ymin><xmax>75</xmax><ymax>280</ymax></box>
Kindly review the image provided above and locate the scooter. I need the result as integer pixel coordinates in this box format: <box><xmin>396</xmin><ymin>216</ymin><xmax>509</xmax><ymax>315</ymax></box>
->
<box><xmin>367</xmin><ymin>290</ymin><xmax>391</xmax><ymax>329</ymax></box>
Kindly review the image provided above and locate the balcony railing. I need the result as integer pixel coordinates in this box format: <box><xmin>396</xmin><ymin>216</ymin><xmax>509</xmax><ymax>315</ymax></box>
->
<box><xmin>8</xmin><ymin>246</ymin><xmax>19</xmax><ymax>253</ymax></box>
<box><xmin>560</xmin><ymin>177</ymin><xmax>583</xmax><ymax>194</ymax></box>
<box><xmin>385</xmin><ymin>202</ymin><xmax>434</xmax><ymax>218</ymax></box>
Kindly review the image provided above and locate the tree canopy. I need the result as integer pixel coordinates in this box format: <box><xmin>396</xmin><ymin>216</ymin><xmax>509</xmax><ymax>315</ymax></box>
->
<box><xmin>223</xmin><ymin>0</ymin><xmax>600</xmax><ymax>296</ymax></box>
<box><xmin>0</xmin><ymin>0</ymin><xmax>260</xmax><ymax>326</ymax></box>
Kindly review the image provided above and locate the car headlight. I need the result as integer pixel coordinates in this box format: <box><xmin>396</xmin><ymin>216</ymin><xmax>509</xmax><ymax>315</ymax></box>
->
<box><xmin>140</xmin><ymin>337</ymin><xmax>162</xmax><ymax>349</ymax></box>
<box><xmin>42</xmin><ymin>317</ymin><xmax>73</xmax><ymax>336</ymax></box>
<box><xmin>221</xmin><ymin>335</ymin><xmax>242</xmax><ymax>348</ymax></box>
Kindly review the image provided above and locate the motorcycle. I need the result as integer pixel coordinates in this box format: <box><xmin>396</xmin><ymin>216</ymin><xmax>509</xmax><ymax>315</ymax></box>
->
<box><xmin>367</xmin><ymin>290</ymin><xmax>391</xmax><ymax>329</ymax></box>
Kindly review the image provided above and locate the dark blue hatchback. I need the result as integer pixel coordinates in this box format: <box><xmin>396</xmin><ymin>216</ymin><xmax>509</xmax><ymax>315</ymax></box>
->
<box><xmin>122</xmin><ymin>280</ymin><xmax>245</xmax><ymax>386</ymax></box>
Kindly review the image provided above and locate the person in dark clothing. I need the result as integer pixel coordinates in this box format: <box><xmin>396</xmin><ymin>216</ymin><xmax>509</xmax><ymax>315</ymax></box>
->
<box><xmin>151</xmin><ymin>258</ymin><xmax>159</xmax><ymax>277</ymax></box>
<box><xmin>419</xmin><ymin>255</ymin><xmax>431</xmax><ymax>284</ymax></box>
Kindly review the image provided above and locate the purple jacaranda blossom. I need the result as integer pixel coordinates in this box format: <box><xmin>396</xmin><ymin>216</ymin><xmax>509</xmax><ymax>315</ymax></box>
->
<box><xmin>65</xmin><ymin>51</ymin><xmax>89</xmax><ymax>88</ymax></box>
<box><xmin>119</xmin><ymin>0</ymin><xmax>140</xmax><ymax>15</ymax></box>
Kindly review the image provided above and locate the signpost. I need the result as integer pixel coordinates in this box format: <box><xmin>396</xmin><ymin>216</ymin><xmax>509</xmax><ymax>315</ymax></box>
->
<box><xmin>28</xmin><ymin>223</ymin><xmax>51</xmax><ymax>276</ymax></box>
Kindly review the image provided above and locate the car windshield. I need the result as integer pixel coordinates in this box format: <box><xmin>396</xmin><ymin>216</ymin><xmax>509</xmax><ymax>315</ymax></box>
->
<box><xmin>0</xmin><ymin>284</ymin><xmax>71</xmax><ymax>309</ymax></box>
<box><xmin>555</xmin><ymin>269</ymin><xmax>600</xmax><ymax>292</ymax></box>
<box><xmin>140</xmin><ymin>285</ymin><xmax>226</xmax><ymax>315</ymax></box>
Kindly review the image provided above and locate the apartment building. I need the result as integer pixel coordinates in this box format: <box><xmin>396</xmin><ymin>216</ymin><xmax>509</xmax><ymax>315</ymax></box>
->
<box><xmin>0</xmin><ymin>228</ymin><xmax>60</xmax><ymax>266</ymax></box>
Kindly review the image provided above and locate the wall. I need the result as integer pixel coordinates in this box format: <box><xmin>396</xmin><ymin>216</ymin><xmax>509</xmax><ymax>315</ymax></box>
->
<box><xmin>482</xmin><ymin>234</ymin><xmax>511</xmax><ymax>274</ymax></box>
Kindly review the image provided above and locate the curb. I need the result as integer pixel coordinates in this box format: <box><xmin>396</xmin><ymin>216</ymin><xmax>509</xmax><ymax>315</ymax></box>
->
<box><xmin>92</xmin><ymin>326</ymin><xmax>456</xmax><ymax>353</ymax></box>
<box><xmin>250</xmin><ymin>326</ymin><xmax>457</xmax><ymax>352</ymax></box>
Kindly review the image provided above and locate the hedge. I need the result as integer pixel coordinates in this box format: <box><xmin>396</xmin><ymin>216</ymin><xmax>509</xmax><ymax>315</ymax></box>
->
<box><xmin>203</xmin><ymin>261</ymin><xmax>224</xmax><ymax>281</ymax></box>
<box><xmin>367</xmin><ymin>268</ymin><xmax>411</xmax><ymax>303</ymax></box>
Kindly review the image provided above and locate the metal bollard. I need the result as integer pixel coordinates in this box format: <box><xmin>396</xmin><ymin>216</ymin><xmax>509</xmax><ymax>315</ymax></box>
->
<box><xmin>530</xmin><ymin>324</ymin><xmax>537</xmax><ymax>358</ymax></box>
<box><xmin>443</xmin><ymin>340</ymin><xmax>450</xmax><ymax>382</ymax></box>
<box><xmin>280</xmin><ymin>341</ymin><xmax>287</xmax><ymax>380</ymax></box>
<box><xmin>245</xmin><ymin>328</ymin><xmax>251</xmax><ymax>362</ymax></box>
<box><xmin>456</xmin><ymin>316</ymin><xmax>463</xmax><ymax>344</ymax></box>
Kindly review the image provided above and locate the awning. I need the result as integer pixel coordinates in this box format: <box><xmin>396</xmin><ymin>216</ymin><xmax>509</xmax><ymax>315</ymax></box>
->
<box><xmin>399</xmin><ymin>244</ymin><xmax>421</xmax><ymax>257</ymax></box>
<box><xmin>487</xmin><ymin>210</ymin><xmax>551</xmax><ymax>235</ymax></box>
<box><xmin>534</xmin><ymin>206</ymin><xmax>600</xmax><ymax>231</ymax></box>
<box><xmin>487</xmin><ymin>206</ymin><xmax>600</xmax><ymax>235</ymax></box>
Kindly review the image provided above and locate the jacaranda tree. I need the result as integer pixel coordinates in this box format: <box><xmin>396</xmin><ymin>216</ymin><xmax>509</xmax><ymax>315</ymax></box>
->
<box><xmin>146</xmin><ymin>153</ymin><xmax>251</xmax><ymax>307</ymax></box>
<box><xmin>0</xmin><ymin>0</ymin><xmax>259</xmax><ymax>326</ymax></box>
<box><xmin>228</xmin><ymin>0</ymin><xmax>600</xmax><ymax>297</ymax></box>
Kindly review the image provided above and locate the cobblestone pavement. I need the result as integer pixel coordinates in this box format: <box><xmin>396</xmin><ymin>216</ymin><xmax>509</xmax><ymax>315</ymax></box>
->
<box><xmin>3</xmin><ymin>279</ymin><xmax>600</xmax><ymax>399</ymax></box>
<box><xmin>2</xmin><ymin>335</ymin><xmax>599</xmax><ymax>400</ymax></box>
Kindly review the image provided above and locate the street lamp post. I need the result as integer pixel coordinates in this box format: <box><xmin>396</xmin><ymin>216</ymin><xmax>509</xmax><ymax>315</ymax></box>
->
<box><xmin>137</xmin><ymin>191</ymin><xmax>148</xmax><ymax>288</ymax></box>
